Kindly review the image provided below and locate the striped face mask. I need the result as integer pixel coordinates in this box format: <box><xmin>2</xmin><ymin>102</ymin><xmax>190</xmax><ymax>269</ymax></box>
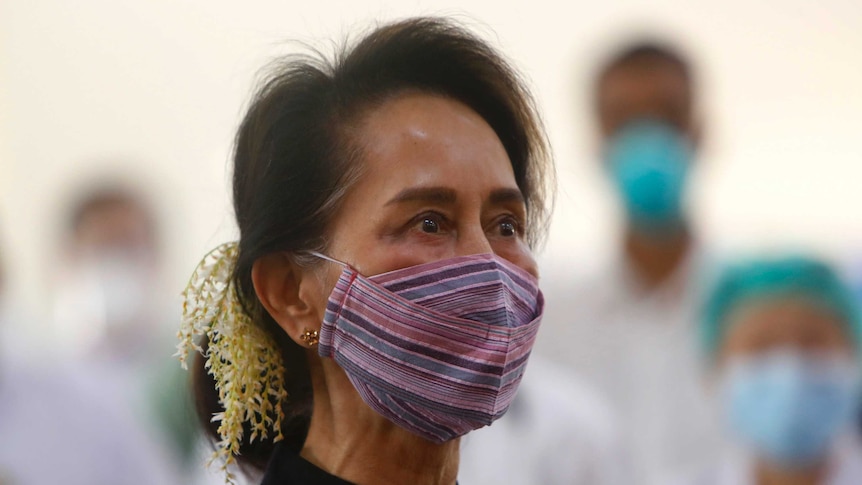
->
<box><xmin>309</xmin><ymin>252</ymin><xmax>544</xmax><ymax>443</ymax></box>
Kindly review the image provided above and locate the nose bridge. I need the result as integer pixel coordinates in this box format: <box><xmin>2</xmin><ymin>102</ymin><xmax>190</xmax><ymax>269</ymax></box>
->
<box><xmin>458</xmin><ymin>222</ymin><xmax>493</xmax><ymax>257</ymax></box>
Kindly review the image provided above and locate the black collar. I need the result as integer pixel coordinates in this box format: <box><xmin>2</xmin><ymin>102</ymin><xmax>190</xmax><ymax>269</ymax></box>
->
<box><xmin>261</xmin><ymin>443</ymin><xmax>354</xmax><ymax>485</ymax></box>
<box><xmin>260</xmin><ymin>442</ymin><xmax>460</xmax><ymax>485</ymax></box>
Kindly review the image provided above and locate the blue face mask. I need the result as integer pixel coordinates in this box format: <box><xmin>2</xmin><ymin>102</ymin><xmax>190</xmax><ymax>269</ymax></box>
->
<box><xmin>604</xmin><ymin>119</ymin><xmax>693</xmax><ymax>232</ymax></box>
<box><xmin>722</xmin><ymin>350</ymin><xmax>861</xmax><ymax>467</ymax></box>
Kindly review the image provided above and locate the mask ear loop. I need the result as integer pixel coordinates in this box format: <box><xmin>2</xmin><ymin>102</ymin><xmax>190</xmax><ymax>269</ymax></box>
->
<box><xmin>305</xmin><ymin>250</ymin><xmax>358</xmax><ymax>332</ymax></box>
<box><xmin>305</xmin><ymin>250</ymin><xmax>358</xmax><ymax>285</ymax></box>
<box><xmin>305</xmin><ymin>250</ymin><xmax>348</xmax><ymax>267</ymax></box>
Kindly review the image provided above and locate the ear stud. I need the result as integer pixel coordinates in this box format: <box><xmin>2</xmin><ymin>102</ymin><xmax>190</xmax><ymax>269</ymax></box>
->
<box><xmin>300</xmin><ymin>328</ymin><xmax>319</xmax><ymax>347</ymax></box>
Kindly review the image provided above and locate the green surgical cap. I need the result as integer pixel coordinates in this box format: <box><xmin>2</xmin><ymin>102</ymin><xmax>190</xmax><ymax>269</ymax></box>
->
<box><xmin>701</xmin><ymin>256</ymin><xmax>862</xmax><ymax>356</ymax></box>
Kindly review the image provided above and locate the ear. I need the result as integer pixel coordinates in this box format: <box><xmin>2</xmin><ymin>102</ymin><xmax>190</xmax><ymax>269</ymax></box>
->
<box><xmin>251</xmin><ymin>252</ymin><xmax>324</xmax><ymax>348</ymax></box>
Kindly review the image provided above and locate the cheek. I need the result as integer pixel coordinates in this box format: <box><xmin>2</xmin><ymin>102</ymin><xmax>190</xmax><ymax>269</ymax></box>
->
<box><xmin>328</xmin><ymin>227</ymin><xmax>449</xmax><ymax>276</ymax></box>
<box><xmin>717</xmin><ymin>328</ymin><xmax>758</xmax><ymax>361</ymax></box>
<box><xmin>816</xmin><ymin>334</ymin><xmax>856</xmax><ymax>356</ymax></box>
<box><xmin>493</xmin><ymin>241</ymin><xmax>538</xmax><ymax>279</ymax></box>
<box><xmin>301</xmin><ymin>264</ymin><xmax>344</xmax><ymax>323</ymax></box>
<box><xmin>359</xmin><ymin>244</ymin><xmax>453</xmax><ymax>275</ymax></box>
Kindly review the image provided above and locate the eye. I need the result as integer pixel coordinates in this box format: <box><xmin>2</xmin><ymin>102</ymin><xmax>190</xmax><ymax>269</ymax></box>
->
<box><xmin>494</xmin><ymin>216</ymin><xmax>522</xmax><ymax>238</ymax></box>
<box><xmin>499</xmin><ymin>221</ymin><xmax>516</xmax><ymax>237</ymax></box>
<box><xmin>420</xmin><ymin>217</ymin><xmax>440</xmax><ymax>234</ymax></box>
<box><xmin>410</xmin><ymin>212</ymin><xmax>448</xmax><ymax>235</ymax></box>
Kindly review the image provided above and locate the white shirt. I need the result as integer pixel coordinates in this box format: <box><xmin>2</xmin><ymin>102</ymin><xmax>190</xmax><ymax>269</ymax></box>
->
<box><xmin>459</xmin><ymin>358</ymin><xmax>623</xmax><ymax>485</ymax></box>
<box><xmin>0</xmin><ymin>358</ymin><xmax>183</xmax><ymax>485</ymax></box>
<box><xmin>534</xmin><ymin>249</ymin><xmax>724</xmax><ymax>485</ymax></box>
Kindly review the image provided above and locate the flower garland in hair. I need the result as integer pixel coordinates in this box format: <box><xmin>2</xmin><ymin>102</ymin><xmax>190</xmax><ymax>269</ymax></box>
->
<box><xmin>176</xmin><ymin>242</ymin><xmax>287</xmax><ymax>483</ymax></box>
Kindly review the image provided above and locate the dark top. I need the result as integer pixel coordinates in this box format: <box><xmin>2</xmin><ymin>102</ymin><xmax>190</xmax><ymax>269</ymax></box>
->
<box><xmin>261</xmin><ymin>443</ymin><xmax>354</xmax><ymax>485</ymax></box>
<box><xmin>260</xmin><ymin>442</ymin><xmax>460</xmax><ymax>485</ymax></box>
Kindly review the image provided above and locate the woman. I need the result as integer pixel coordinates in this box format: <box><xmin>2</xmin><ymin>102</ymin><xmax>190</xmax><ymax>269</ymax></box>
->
<box><xmin>177</xmin><ymin>17</ymin><xmax>552</xmax><ymax>485</ymax></box>
<box><xmin>675</xmin><ymin>257</ymin><xmax>862</xmax><ymax>485</ymax></box>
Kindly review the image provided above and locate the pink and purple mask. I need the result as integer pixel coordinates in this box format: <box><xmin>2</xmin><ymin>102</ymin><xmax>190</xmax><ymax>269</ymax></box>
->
<box><xmin>309</xmin><ymin>252</ymin><xmax>544</xmax><ymax>443</ymax></box>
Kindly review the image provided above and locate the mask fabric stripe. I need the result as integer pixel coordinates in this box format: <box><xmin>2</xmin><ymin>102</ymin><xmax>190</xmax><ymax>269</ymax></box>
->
<box><xmin>317</xmin><ymin>253</ymin><xmax>544</xmax><ymax>442</ymax></box>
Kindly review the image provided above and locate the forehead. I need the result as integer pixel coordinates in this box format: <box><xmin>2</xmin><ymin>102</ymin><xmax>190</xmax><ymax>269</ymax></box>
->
<box><xmin>73</xmin><ymin>199</ymin><xmax>154</xmax><ymax>250</ymax></box>
<box><xmin>724</xmin><ymin>297</ymin><xmax>852</xmax><ymax>344</ymax></box>
<box><xmin>351</xmin><ymin>93</ymin><xmax>517</xmax><ymax>194</ymax></box>
<box><xmin>596</xmin><ymin>58</ymin><xmax>692</xmax><ymax>131</ymax></box>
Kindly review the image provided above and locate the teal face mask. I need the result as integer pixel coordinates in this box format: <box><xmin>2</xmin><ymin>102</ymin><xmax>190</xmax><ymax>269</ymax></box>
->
<box><xmin>722</xmin><ymin>350</ymin><xmax>861</xmax><ymax>467</ymax></box>
<box><xmin>604</xmin><ymin>119</ymin><xmax>693</xmax><ymax>232</ymax></box>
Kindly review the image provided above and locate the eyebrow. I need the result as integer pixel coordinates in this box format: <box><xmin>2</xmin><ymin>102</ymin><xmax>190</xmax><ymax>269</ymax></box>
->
<box><xmin>385</xmin><ymin>187</ymin><xmax>457</xmax><ymax>206</ymax></box>
<box><xmin>488</xmin><ymin>188</ymin><xmax>526</xmax><ymax>206</ymax></box>
<box><xmin>384</xmin><ymin>186</ymin><xmax>526</xmax><ymax>208</ymax></box>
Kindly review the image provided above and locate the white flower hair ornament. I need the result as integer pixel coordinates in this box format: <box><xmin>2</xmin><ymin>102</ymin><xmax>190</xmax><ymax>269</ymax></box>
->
<box><xmin>176</xmin><ymin>242</ymin><xmax>288</xmax><ymax>483</ymax></box>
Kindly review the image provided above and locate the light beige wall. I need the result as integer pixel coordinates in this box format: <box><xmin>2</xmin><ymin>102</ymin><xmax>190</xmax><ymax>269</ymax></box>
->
<box><xmin>2</xmin><ymin>0</ymin><xmax>861</xmax><ymax>337</ymax></box>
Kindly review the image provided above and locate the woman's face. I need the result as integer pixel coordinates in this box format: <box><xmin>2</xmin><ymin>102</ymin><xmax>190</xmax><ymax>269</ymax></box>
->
<box><xmin>322</xmin><ymin>93</ymin><xmax>537</xmax><ymax>283</ymax></box>
<box><xmin>718</xmin><ymin>297</ymin><xmax>854</xmax><ymax>363</ymax></box>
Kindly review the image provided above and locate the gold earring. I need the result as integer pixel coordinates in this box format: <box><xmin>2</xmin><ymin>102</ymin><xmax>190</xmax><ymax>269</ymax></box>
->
<box><xmin>300</xmin><ymin>328</ymin><xmax>319</xmax><ymax>347</ymax></box>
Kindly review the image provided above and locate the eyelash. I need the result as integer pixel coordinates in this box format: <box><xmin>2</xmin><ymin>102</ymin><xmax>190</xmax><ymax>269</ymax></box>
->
<box><xmin>490</xmin><ymin>214</ymin><xmax>525</xmax><ymax>237</ymax></box>
<box><xmin>407</xmin><ymin>211</ymin><xmax>450</xmax><ymax>234</ymax></box>
<box><xmin>406</xmin><ymin>211</ymin><xmax>525</xmax><ymax>238</ymax></box>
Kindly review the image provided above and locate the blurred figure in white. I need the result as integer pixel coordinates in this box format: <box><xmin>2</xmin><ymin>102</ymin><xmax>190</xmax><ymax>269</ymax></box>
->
<box><xmin>670</xmin><ymin>256</ymin><xmax>862</xmax><ymax>485</ymax></box>
<box><xmin>0</xmin><ymin>225</ymin><xmax>181</xmax><ymax>485</ymax></box>
<box><xmin>48</xmin><ymin>183</ymin><xmax>210</xmax><ymax>483</ymax></box>
<box><xmin>458</xmin><ymin>358</ymin><xmax>623</xmax><ymax>485</ymax></box>
<box><xmin>536</xmin><ymin>41</ymin><xmax>723</xmax><ymax>484</ymax></box>
<box><xmin>52</xmin><ymin>186</ymin><xmax>162</xmax><ymax>359</ymax></box>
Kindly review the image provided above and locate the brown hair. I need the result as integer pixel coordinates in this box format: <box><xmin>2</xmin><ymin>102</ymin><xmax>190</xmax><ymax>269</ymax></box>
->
<box><xmin>193</xmin><ymin>16</ymin><xmax>553</xmax><ymax>474</ymax></box>
<box><xmin>593</xmin><ymin>41</ymin><xmax>694</xmax><ymax>110</ymax></box>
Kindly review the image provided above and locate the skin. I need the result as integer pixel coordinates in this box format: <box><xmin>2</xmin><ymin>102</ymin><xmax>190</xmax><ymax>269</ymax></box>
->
<box><xmin>252</xmin><ymin>93</ymin><xmax>537</xmax><ymax>485</ymax></box>
<box><xmin>718</xmin><ymin>297</ymin><xmax>855</xmax><ymax>485</ymax></box>
<box><xmin>596</xmin><ymin>56</ymin><xmax>699</xmax><ymax>289</ymax></box>
<box><xmin>73</xmin><ymin>199</ymin><xmax>156</xmax><ymax>257</ymax></box>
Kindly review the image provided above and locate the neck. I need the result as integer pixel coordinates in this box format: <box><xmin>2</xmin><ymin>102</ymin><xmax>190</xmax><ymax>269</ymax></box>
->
<box><xmin>756</xmin><ymin>459</ymin><xmax>828</xmax><ymax>485</ymax></box>
<box><xmin>301</xmin><ymin>357</ymin><xmax>460</xmax><ymax>485</ymax></box>
<box><xmin>623</xmin><ymin>222</ymin><xmax>691</xmax><ymax>290</ymax></box>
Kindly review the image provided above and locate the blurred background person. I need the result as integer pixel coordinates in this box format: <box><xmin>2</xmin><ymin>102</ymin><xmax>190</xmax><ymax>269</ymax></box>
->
<box><xmin>672</xmin><ymin>256</ymin><xmax>862</xmax><ymax>485</ymax></box>
<box><xmin>0</xmin><ymin>225</ymin><xmax>182</xmax><ymax>485</ymax></box>
<box><xmin>46</xmin><ymin>182</ymin><xmax>208</xmax><ymax>482</ymax></box>
<box><xmin>51</xmin><ymin>185</ymin><xmax>163</xmax><ymax>359</ymax></box>
<box><xmin>2</xmin><ymin>1</ymin><xmax>861</xmax><ymax>483</ymax></box>
<box><xmin>536</xmin><ymin>40</ymin><xmax>723</xmax><ymax>484</ymax></box>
